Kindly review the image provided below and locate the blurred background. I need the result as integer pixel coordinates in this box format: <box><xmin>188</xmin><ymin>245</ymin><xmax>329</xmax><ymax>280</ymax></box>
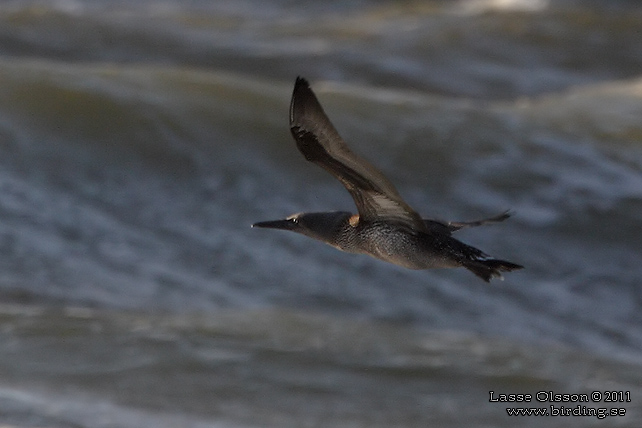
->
<box><xmin>0</xmin><ymin>0</ymin><xmax>641</xmax><ymax>427</ymax></box>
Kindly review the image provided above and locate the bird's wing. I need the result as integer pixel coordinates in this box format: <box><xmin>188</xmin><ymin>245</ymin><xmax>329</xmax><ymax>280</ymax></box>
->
<box><xmin>289</xmin><ymin>77</ymin><xmax>425</xmax><ymax>230</ymax></box>
<box><xmin>423</xmin><ymin>210</ymin><xmax>512</xmax><ymax>235</ymax></box>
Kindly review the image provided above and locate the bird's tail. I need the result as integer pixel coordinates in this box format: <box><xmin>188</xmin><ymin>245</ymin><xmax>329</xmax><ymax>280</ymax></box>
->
<box><xmin>463</xmin><ymin>257</ymin><xmax>523</xmax><ymax>282</ymax></box>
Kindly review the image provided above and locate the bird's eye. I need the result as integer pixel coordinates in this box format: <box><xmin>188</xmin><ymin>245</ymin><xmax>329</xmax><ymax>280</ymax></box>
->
<box><xmin>291</xmin><ymin>217</ymin><xmax>299</xmax><ymax>224</ymax></box>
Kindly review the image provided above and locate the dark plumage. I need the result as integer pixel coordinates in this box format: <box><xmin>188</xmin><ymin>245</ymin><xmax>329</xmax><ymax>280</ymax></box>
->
<box><xmin>253</xmin><ymin>77</ymin><xmax>523</xmax><ymax>282</ymax></box>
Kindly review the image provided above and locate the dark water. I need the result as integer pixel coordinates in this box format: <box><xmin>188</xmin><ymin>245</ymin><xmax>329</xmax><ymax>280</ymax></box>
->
<box><xmin>0</xmin><ymin>0</ymin><xmax>641</xmax><ymax>427</ymax></box>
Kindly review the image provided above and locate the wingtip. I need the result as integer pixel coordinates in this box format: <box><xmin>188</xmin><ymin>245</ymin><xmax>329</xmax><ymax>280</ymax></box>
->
<box><xmin>499</xmin><ymin>209</ymin><xmax>513</xmax><ymax>220</ymax></box>
<box><xmin>295</xmin><ymin>76</ymin><xmax>309</xmax><ymax>87</ymax></box>
<box><xmin>294</xmin><ymin>76</ymin><xmax>311</xmax><ymax>95</ymax></box>
<box><xmin>292</xmin><ymin>76</ymin><xmax>312</xmax><ymax>99</ymax></box>
<box><xmin>290</xmin><ymin>76</ymin><xmax>317</xmax><ymax>125</ymax></box>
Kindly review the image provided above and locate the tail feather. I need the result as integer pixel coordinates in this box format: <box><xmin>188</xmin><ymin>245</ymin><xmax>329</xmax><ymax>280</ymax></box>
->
<box><xmin>463</xmin><ymin>258</ymin><xmax>523</xmax><ymax>282</ymax></box>
<box><xmin>423</xmin><ymin>229</ymin><xmax>523</xmax><ymax>282</ymax></box>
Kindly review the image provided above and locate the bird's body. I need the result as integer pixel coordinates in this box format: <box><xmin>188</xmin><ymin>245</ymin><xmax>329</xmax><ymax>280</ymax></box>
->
<box><xmin>253</xmin><ymin>77</ymin><xmax>523</xmax><ymax>282</ymax></box>
<box><xmin>339</xmin><ymin>219</ymin><xmax>458</xmax><ymax>270</ymax></box>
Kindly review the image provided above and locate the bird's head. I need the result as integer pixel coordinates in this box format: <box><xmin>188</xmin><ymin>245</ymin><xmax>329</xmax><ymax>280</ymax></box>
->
<box><xmin>252</xmin><ymin>211</ymin><xmax>353</xmax><ymax>244</ymax></box>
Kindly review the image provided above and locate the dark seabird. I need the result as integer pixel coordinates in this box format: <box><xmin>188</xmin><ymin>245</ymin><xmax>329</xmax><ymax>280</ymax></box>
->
<box><xmin>253</xmin><ymin>77</ymin><xmax>523</xmax><ymax>282</ymax></box>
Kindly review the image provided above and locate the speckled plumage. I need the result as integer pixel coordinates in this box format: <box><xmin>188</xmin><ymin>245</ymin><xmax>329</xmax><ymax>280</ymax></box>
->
<box><xmin>253</xmin><ymin>77</ymin><xmax>523</xmax><ymax>282</ymax></box>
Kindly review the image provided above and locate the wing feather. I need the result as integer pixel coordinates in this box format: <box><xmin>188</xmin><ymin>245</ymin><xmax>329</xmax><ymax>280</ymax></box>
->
<box><xmin>289</xmin><ymin>77</ymin><xmax>424</xmax><ymax>230</ymax></box>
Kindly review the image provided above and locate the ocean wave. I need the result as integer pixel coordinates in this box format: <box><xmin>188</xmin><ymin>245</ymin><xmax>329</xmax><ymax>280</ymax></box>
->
<box><xmin>0</xmin><ymin>2</ymin><xmax>642</xmax><ymax>426</ymax></box>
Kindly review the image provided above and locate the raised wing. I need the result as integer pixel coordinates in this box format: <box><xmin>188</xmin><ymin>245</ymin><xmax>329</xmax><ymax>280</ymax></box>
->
<box><xmin>289</xmin><ymin>77</ymin><xmax>425</xmax><ymax>230</ymax></box>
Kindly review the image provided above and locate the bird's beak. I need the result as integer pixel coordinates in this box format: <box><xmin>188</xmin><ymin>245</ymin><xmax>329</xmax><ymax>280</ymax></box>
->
<box><xmin>252</xmin><ymin>219</ymin><xmax>295</xmax><ymax>230</ymax></box>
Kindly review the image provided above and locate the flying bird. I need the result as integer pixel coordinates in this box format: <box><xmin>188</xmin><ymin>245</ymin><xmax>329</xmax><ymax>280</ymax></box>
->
<box><xmin>253</xmin><ymin>77</ymin><xmax>522</xmax><ymax>281</ymax></box>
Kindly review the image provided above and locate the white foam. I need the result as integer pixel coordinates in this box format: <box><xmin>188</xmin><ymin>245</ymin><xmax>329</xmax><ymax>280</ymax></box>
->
<box><xmin>457</xmin><ymin>0</ymin><xmax>549</xmax><ymax>14</ymax></box>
